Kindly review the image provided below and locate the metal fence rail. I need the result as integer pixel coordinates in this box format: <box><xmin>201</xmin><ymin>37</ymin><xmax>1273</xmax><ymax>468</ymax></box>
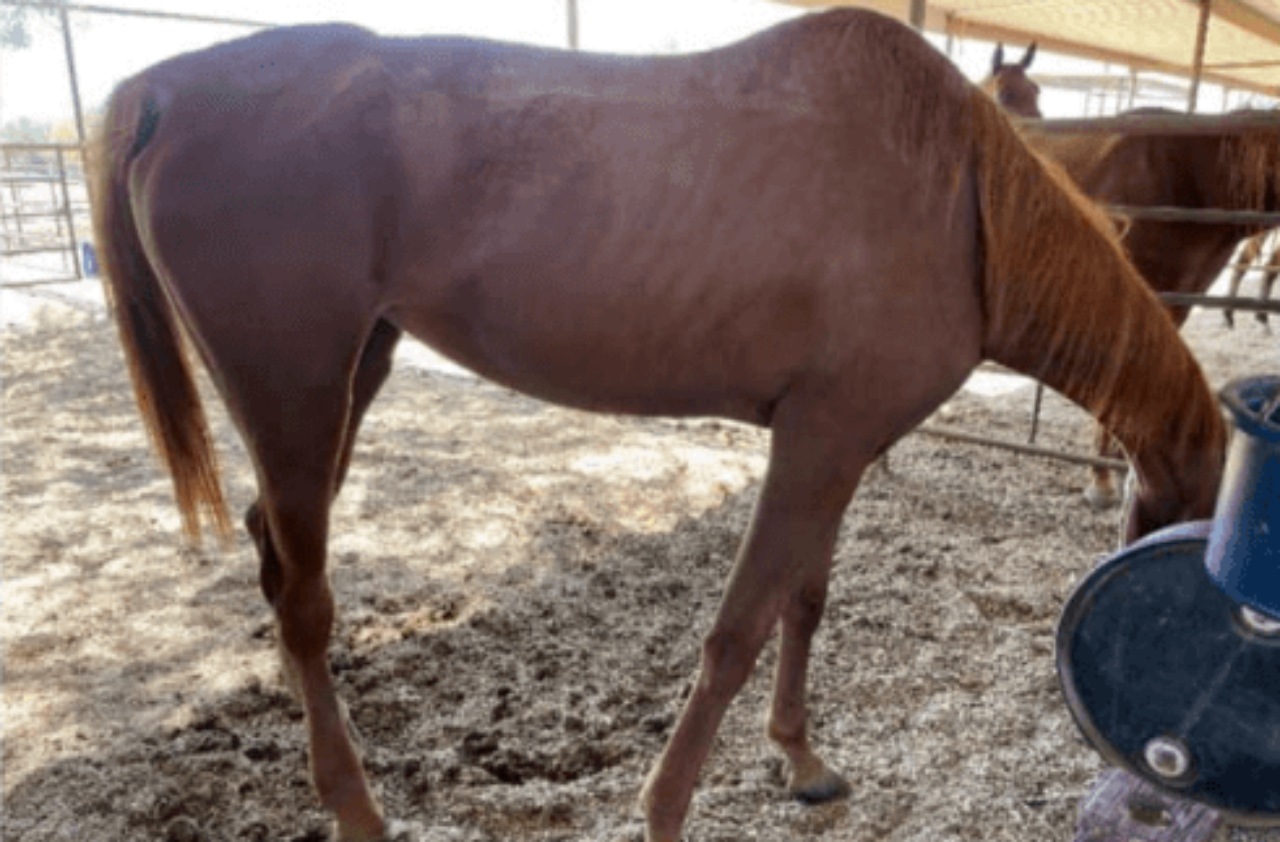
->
<box><xmin>2</xmin><ymin>143</ymin><xmax>89</xmax><ymax>285</ymax></box>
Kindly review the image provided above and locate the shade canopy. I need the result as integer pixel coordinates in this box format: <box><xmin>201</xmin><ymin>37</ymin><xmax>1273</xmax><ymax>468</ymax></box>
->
<box><xmin>775</xmin><ymin>0</ymin><xmax>1280</xmax><ymax>97</ymax></box>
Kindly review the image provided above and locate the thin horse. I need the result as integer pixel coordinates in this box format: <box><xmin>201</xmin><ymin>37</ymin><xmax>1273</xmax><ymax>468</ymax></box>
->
<box><xmin>985</xmin><ymin>48</ymin><xmax>1279</xmax><ymax>505</ymax></box>
<box><xmin>92</xmin><ymin>11</ymin><xmax>1225</xmax><ymax>842</ymax></box>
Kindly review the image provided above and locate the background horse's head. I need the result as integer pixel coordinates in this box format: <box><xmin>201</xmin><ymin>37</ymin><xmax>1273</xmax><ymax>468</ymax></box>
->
<box><xmin>984</xmin><ymin>42</ymin><xmax>1041</xmax><ymax>118</ymax></box>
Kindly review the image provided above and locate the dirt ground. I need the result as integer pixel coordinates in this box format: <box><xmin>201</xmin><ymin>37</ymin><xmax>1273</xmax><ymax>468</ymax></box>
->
<box><xmin>2</xmin><ymin>288</ymin><xmax>1276</xmax><ymax>842</ymax></box>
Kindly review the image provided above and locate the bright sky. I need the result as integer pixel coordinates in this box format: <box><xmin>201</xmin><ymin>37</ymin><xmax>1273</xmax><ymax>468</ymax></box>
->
<box><xmin>2</xmin><ymin>0</ymin><xmax>803</xmax><ymax>125</ymax></box>
<box><xmin>1</xmin><ymin>0</ymin><xmax>1261</xmax><ymax>128</ymax></box>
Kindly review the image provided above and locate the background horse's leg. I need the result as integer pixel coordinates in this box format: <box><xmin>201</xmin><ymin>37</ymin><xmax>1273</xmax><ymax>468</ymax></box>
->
<box><xmin>766</xmin><ymin>549</ymin><xmax>851</xmax><ymax>803</ymax></box>
<box><xmin>1258</xmin><ymin>263</ymin><xmax>1277</xmax><ymax>331</ymax></box>
<box><xmin>639</xmin><ymin>401</ymin><xmax>863</xmax><ymax>842</ymax></box>
<box><xmin>1085</xmin><ymin>424</ymin><xmax>1122</xmax><ymax>509</ymax></box>
<box><xmin>1223</xmin><ymin>232</ymin><xmax>1263</xmax><ymax>329</ymax></box>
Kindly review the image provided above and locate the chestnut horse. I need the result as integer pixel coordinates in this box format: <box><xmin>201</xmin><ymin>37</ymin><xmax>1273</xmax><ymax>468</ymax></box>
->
<box><xmin>1225</xmin><ymin>228</ymin><xmax>1278</xmax><ymax>329</ymax></box>
<box><xmin>985</xmin><ymin>49</ymin><xmax>1279</xmax><ymax>505</ymax></box>
<box><xmin>92</xmin><ymin>11</ymin><xmax>1225</xmax><ymax>841</ymax></box>
<box><xmin>981</xmin><ymin>41</ymin><xmax>1041</xmax><ymax>118</ymax></box>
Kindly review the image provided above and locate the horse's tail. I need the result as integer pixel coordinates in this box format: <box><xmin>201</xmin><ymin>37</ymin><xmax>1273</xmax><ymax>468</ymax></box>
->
<box><xmin>964</xmin><ymin>89</ymin><xmax>1220</xmax><ymax>457</ymax></box>
<box><xmin>90</xmin><ymin>81</ymin><xmax>233</xmax><ymax>543</ymax></box>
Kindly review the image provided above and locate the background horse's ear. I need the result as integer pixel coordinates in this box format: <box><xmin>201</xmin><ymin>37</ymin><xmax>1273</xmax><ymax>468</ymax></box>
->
<box><xmin>992</xmin><ymin>43</ymin><xmax>1005</xmax><ymax>73</ymax></box>
<box><xmin>1020</xmin><ymin>42</ymin><xmax>1038</xmax><ymax>69</ymax></box>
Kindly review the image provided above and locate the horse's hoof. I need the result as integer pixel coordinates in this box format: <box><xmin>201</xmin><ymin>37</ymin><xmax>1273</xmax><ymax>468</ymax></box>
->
<box><xmin>382</xmin><ymin>819</ymin><xmax>424</xmax><ymax>841</ymax></box>
<box><xmin>1083</xmin><ymin>486</ymin><xmax>1119</xmax><ymax>511</ymax></box>
<box><xmin>334</xmin><ymin>810</ymin><xmax>389</xmax><ymax>842</ymax></box>
<box><xmin>791</xmin><ymin>765</ymin><xmax>852</xmax><ymax>805</ymax></box>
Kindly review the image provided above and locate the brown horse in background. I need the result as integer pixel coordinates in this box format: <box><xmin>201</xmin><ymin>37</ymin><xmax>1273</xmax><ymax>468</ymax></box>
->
<box><xmin>982</xmin><ymin>41</ymin><xmax>1041</xmax><ymax>118</ymax></box>
<box><xmin>985</xmin><ymin>48</ymin><xmax>1279</xmax><ymax>506</ymax></box>
<box><xmin>92</xmin><ymin>11</ymin><xmax>1225</xmax><ymax>841</ymax></box>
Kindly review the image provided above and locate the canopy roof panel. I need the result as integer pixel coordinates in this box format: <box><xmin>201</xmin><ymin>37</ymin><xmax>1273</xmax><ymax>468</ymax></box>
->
<box><xmin>775</xmin><ymin>0</ymin><xmax>1280</xmax><ymax>96</ymax></box>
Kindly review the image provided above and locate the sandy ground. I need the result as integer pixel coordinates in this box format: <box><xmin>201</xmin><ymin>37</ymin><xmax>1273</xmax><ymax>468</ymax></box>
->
<box><xmin>1</xmin><ymin>279</ymin><xmax>1276</xmax><ymax>842</ymax></box>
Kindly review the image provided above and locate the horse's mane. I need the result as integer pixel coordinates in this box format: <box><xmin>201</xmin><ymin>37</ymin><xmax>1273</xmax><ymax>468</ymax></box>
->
<box><xmin>801</xmin><ymin>10</ymin><xmax>1215</xmax><ymax>452</ymax></box>
<box><xmin>965</xmin><ymin>91</ymin><xmax>1217</xmax><ymax>453</ymax></box>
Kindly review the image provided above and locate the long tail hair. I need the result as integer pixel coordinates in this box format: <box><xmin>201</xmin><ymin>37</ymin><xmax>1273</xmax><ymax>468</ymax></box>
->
<box><xmin>90</xmin><ymin>80</ymin><xmax>233</xmax><ymax>541</ymax></box>
<box><xmin>966</xmin><ymin>89</ymin><xmax>1222</xmax><ymax>458</ymax></box>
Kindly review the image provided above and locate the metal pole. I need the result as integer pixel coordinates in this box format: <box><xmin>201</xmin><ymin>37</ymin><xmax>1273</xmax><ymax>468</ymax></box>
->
<box><xmin>2</xmin><ymin>1</ymin><xmax>273</xmax><ymax>29</ymax></box>
<box><xmin>1028</xmin><ymin>383</ymin><xmax>1044</xmax><ymax>444</ymax></box>
<box><xmin>54</xmin><ymin>146</ymin><xmax>83</xmax><ymax>278</ymax></box>
<box><xmin>1187</xmin><ymin>0</ymin><xmax>1212</xmax><ymax>113</ymax></box>
<box><xmin>1107</xmin><ymin>206</ymin><xmax>1280</xmax><ymax>226</ymax></box>
<box><xmin>1158</xmin><ymin>292</ymin><xmax>1280</xmax><ymax>315</ymax></box>
<box><xmin>915</xmin><ymin>423</ymin><xmax>1129</xmax><ymax>472</ymax></box>
<box><xmin>909</xmin><ymin>0</ymin><xmax>927</xmax><ymax>30</ymax></box>
<box><xmin>57</xmin><ymin>1</ymin><xmax>88</xmax><ymax>149</ymax></box>
<box><xmin>1031</xmin><ymin>110</ymin><xmax>1280</xmax><ymax>135</ymax></box>
<box><xmin>566</xmin><ymin>0</ymin><xmax>579</xmax><ymax>50</ymax></box>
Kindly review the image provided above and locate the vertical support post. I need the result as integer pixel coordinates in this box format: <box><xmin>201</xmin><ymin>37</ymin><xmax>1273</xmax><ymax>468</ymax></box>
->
<box><xmin>909</xmin><ymin>0</ymin><xmax>927</xmax><ymax>30</ymax></box>
<box><xmin>1187</xmin><ymin>0</ymin><xmax>1212</xmax><ymax>113</ymax></box>
<box><xmin>55</xmin><ymin>147</ymin><xmax>83</xmax><ymax>279</ymax></box>
<box><xmin>1128</xmin><ymin>69</ymin><xmax>1139</xmax><ymax>109</ymax></box>
<box><xmin>566</xmin><ymin>0</ymin><xmax>580</xmax><ymax>50</ymax></box>
<box><xmin>1028</xmin><ymin>382</ymin><xmax>1044</xmax><ymax>445</ymax></box>
<box><xmin>58</xmin><ymin>3</ymin><xmax>88</xmax><ymax>149</ymax></box>
<box><xmin>7</xmin><ymin>148</ymin><xmax>25</xmax><ymax>239</ymax></box>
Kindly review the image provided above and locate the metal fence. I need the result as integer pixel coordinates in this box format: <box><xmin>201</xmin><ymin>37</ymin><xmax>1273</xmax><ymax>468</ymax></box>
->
<box><xmin>1</xmin><ymin>142</ymin><xmax>90</xmax><ymax>286</ymax></box>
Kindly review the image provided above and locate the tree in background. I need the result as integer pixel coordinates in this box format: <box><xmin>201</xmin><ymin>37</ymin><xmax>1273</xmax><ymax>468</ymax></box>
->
<box><xmin>1</xmin><ymin>116</ymin><xmax>54</xmax><ymax>143</ymax></box>
<box><xmin>1</xmin><ymin>5</ymin><xmax>49</xmax><ymax>49</ymax></box>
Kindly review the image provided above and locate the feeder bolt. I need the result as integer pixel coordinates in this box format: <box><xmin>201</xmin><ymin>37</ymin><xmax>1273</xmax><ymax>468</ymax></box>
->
<box><xmin>1143</xmin><ymin>736</ymin><xmax>1192</xmax><ymax>781</ymax></box>
<box><xmin>1239</xmin><ymin>606</ymin><xmax>1280</xmax><ymax>637</ymax></box>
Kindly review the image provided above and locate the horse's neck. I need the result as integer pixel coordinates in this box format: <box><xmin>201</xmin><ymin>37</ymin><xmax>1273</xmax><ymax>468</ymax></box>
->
<box><xmin>973</xmin><ymin>101</ymin><xmax>1225</xmax><ymax>524</ymax></box>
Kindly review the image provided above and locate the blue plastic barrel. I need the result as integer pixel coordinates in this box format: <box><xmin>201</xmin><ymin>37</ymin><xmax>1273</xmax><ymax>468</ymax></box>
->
<box><xmin>81</xmin><ymin>242</ymin><xmax>99</xmax><ymax>277</ymax></box>
<box><xmin>1205</xmin><ymin>376</ymin><xmax>1280</xmax><ymax>617</ymax></box>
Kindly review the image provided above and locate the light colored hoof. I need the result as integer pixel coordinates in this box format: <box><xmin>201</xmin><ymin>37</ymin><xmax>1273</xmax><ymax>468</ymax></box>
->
<box><xmin>336</xmin><ymin>825</ymin><xmax>386</xmax><ymax>842</ymax></box>
<box><xmin>382</xmin><ymin>819</ymin><xmax>426</xmax><ymax>841</ymax></box>
<box><xmin>333</xmin><ymin>804</ymin><xmax>388</xmax><ymax>842</ymax></box>
<box><xmin>790</xmin><ymin>764</ymin><xmax>852</xmax><ymax>805</ymax></box>
<box><xmin>1083</xmin><ymin>485</ymin><xmax>1120</xmax><ymax>511</ymax></box>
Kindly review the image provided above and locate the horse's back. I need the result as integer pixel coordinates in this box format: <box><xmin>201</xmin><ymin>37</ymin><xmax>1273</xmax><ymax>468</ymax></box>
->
<box><xmin>108</xmin><ymin>10</ymin><xmax>987</xmax><ymax>425</ymax></box>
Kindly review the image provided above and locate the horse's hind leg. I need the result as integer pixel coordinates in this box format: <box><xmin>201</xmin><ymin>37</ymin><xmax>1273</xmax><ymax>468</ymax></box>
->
<box><xmin>225</xmin><ymin>329</ymin><xmax>386</xmax><ymax>841</ymax></box>
<box><xmin>248</xmin><ymin>319</ymin><xmax>401</xmax><ymax>610</ymax></box>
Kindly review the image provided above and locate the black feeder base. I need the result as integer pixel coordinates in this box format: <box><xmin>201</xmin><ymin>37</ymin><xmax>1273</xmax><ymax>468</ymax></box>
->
<box><xmin>1058</xmin><ymin>521</ymin><xmax>1280</xmax><ymax>826</ymax></box>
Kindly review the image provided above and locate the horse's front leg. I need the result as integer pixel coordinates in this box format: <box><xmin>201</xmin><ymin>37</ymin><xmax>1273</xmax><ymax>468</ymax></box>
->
<box><xmin>639</xmin><ymin>408</ymin><xmax>863</xmax><ymax>842</ymax></box>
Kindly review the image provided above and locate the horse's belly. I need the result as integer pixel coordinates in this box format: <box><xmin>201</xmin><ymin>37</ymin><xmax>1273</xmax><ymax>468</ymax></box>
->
<box><xmin>386</xmin><ymin>268</ymin><xmax>809</xmax><ymax>425</ymax></box>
